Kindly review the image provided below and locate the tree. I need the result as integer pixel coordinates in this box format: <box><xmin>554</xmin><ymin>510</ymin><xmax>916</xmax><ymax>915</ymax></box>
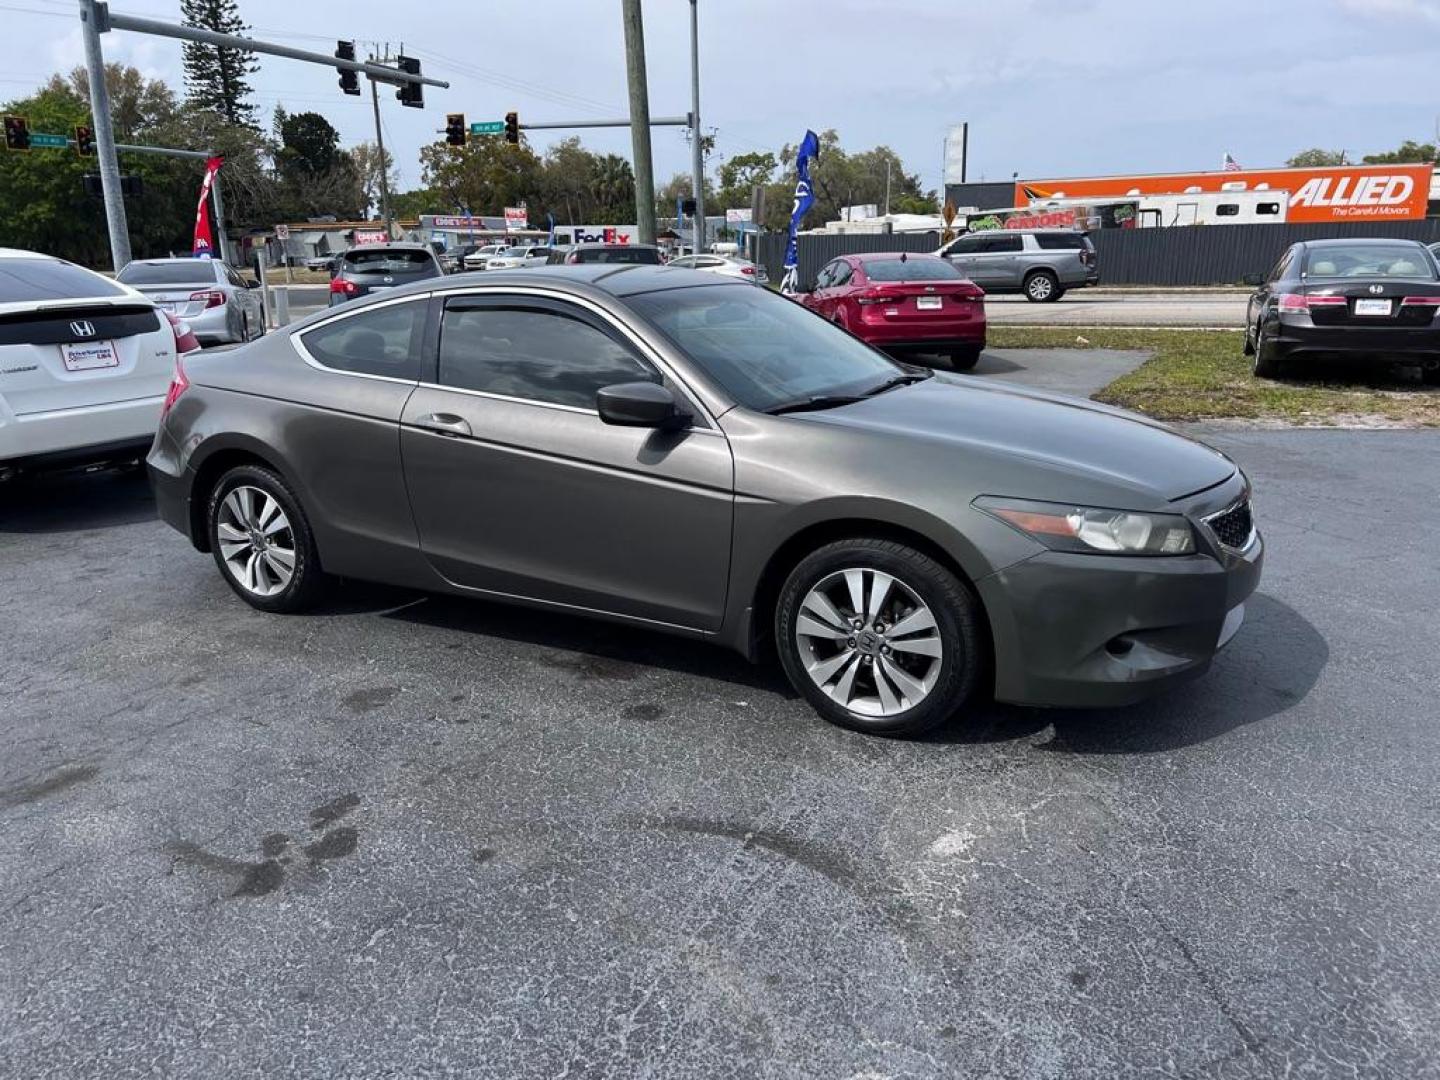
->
<box><xmin>351</xmin><ymin>142</ymin><xmax>398</xmax><ymax>219</ymax></box>
<box><xmin>1286</xmin><ymin>148</ymin><xmax>1347</xmax><ymax>167</ymax></box>
<box><xmin>419</xmin><ymin>135</ymin><xmax>542</xmax><ymax>217</ymax></box>
<box><xmin>54</xmin><ymin>64</ymin><xmax>178</xmax><ymax>140</ymax></box>
<box><xmin>1362</xmin><ymin>139</ymin><xmax>1437</xmax><ymax>164</ymax></box>
<box><xmin>276</xmin><ymin>111</ymin><xmax>344</xmax><ymax>177</ymax></box>
<box><xmin>181</xmin><ymin>0</ymin><xmax>260</xmax><ymax>127</ymax></box>
<box><xmin>717</xmin><ymin>151</ymin><xmax>776</xmax><ymax>209</ymax></box>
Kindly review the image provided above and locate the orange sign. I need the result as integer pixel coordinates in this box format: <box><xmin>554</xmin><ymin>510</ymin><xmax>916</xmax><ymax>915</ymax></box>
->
<box><xmin>1015</xmin><ymin>163</ymin><xmax>1433</xmax><ymax>223</ymax></box>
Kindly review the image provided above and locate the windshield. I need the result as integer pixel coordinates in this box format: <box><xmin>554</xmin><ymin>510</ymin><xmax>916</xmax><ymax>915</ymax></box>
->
<box><xmin>627</xmin><ymin>284</ymin><xmax>902</xmax><ymax>411</ymax></box>
<box><xmin>863</xmin><ymin>257</ymin><xmax>963</xmax><ymax>282</ymax></box>
<box><xmin>0</xmin><ymin>258</ymin><xmax>126</xmax><ymax>302</ymax></box>
<box><xmin>117</xmin><ymin>261</ymin><xmax>215</xmax><ymax>286</ymax></box>
<box><xmin>342</xmin><ymin>250</ymin><xmax>435</xmax><ymax>273</ymax></box>
<box><xmin>1304</xmin><ymin>245</ymin><xmax>1435</xmax><ymax>279</ymax></box>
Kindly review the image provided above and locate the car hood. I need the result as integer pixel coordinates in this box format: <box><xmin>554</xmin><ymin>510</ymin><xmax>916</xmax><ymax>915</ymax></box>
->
<box><xmin>803</xmin><ymin>374</ymin><xmax>1235</xmax><ymax>502</ymax></box>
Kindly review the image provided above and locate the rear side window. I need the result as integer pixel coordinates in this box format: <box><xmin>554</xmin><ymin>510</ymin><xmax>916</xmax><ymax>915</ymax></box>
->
<box><xmin>438</xmin><ymin>301</ymin><xmax>655</xmax><ymax>410</ymax></box>
<box><xmin>1034</xmin><ymin>233</ymin><xmax>1090</xmax><ymax>251</ymax></box>
<box><xmin>864</xmin><ymin>258</ymin><xmax>964</xmax><ymax>281</ymax></box>
<box><xmin>0</xmin><ymin>257</ymin><xmax>126</xmax><ymax>302</ymax></box>
<box><xmin>116</xmin><ymin>261</ymin><xmax>216</xmax><ymax>286</ymax></box>
<box><xmin>301</xmin><ymin>300</ymin><xmax>426</xmax><ymax>381</ymax></box>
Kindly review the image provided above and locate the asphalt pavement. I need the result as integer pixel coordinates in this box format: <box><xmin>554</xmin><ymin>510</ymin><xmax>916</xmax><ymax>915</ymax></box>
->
<box><xmin>986</xmin><ymin>288</ymin><xmax>1249</xmax><ymax>328</ymax></box>
<box><xmin>3</xmin><ymin>371</ymin><xmax>1437</xmax><ymax>1077</ymax></box>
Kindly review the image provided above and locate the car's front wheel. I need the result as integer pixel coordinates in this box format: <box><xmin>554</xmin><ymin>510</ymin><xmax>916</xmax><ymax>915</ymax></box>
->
<box><xmin>207</xmin><ymin>464</ymin><xmax>325</xmax><ymax>613</ymax></box>
<box><xmin>775</xmin><ymin>538</ymin><xmax>982</xmax><ymax>737</ymax></box>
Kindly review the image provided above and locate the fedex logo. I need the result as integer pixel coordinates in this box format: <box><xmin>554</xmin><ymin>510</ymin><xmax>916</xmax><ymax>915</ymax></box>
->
<box><xmin>1292</xmin><ymin>174</ymin><xmax>1414</xmax><ymax>210</ymax></box>
<box><xmin>575</xmin><ymin>228</ymin><xmax>632</xmax><ymax>244</ymax></box>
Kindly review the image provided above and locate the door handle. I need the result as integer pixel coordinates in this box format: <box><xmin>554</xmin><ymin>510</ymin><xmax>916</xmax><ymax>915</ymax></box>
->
<box><xmin>415</xmin><ymin>412</ymin><xmax>472</xmax><ymax>438</ymax></box>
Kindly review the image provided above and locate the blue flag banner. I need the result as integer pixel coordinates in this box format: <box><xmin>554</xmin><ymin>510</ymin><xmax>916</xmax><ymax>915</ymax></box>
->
<box><xmin>780</xmin><ymin>129</ymin><xmax>820</xmax><ymax>294</ymax></box>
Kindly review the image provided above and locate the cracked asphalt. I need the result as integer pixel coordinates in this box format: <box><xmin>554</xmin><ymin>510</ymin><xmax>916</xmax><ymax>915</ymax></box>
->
<box><xmin>2</xmin><ymin>425</ymin><xmax>1438</xmax><ymax>1079</ymax></box>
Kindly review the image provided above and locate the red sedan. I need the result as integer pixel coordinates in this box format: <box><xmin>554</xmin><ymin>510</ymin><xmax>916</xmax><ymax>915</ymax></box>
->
<box><xmin>800</xmin><ymin>252</ymin><xmax>986</xmax><ymax>369</ymax></box>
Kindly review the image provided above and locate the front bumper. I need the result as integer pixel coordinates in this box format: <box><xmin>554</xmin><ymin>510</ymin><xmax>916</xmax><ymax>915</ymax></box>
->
<box><xmin>976</xmin><ymin>482</ymin><xmax>1263</xmax><ymax>708</ymax></box>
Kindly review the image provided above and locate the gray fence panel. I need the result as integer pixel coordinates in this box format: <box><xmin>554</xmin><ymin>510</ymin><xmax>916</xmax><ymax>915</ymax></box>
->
<box><xmin>756</xmin><ymin>221</ymin><xmax>1440</xmax><ymax>289</ymax></box>
<box><xmin>1091</xmin><ymin>220</ymin><xmax>1440</xmax><ymax>286</ymax></box>
<box><xmin>756</xmin><ymin>231</ymin><xmax>942</xmax><ymax>289</ymax></box>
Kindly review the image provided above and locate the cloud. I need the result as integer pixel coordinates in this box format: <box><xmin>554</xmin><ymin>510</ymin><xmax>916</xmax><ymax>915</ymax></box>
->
<box><xmin>1334</xmin><ymin>0</ymin><xmax>1440</xmax><ymax>22</ymax></box>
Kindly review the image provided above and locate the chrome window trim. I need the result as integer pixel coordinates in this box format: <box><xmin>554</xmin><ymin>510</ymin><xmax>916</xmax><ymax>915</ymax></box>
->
<box><xmin>425</xmin><ymin>283</ymin><xmax>720</xmax><ymax>429</ymax></box>
<box><xmin>291</xmin><ymin>292</ymin><xmax>431</xmax><ymax>387</ymax></box>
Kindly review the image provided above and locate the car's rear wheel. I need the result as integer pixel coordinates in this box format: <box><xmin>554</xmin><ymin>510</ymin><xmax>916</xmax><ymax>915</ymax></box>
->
<box><xmin>1024</xmin><ymin>270</ymin><xmax>1059</xmax><ymax>303</ymax></box>
<box><xmin>949</xmin><ymin>346</ymin><xmax>982</xmax><ymax>371</ymax></box>
<box><xmin>775</xmin><ymin>538</ymin><xmax>982</xmax><ymax>737</ymax></box>
<box><xmin>1252</xmin><ymin>322</ymin><xmax>1283</xmax><ymax>379</ymax></box>
<box><xmin>207</xmin><ymin>464</ymin><xmax>325</xmax><ymax>613</ymax></box>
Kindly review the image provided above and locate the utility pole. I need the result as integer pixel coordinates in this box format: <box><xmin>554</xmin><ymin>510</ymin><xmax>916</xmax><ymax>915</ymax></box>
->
<box><xmin>369</xmin><ymin>45</ymin><xmax>394</xmax><ymax>234</ymax></box>
<box><xmin>621</xmin><ymin>0</ymin><xmax>656</xmax><ymax>245</ymax></box>
<box><xmin>884</xmin><ymin>158</ymin><xmax>892</xmax><ymax>216</ymax></box>
<box><xmin>79</xmin><ymin>0</ymin><xmax>131</xmax><ymax>270</ymax></box>
<box><xmin>688</xmin><ymin>0</ymin><xmax>704</xmax><ymax>253</ymax></box>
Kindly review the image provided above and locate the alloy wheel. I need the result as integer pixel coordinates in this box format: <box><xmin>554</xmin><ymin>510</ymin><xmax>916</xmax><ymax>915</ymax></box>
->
<box><xmin>1027</xmin><ymin>274</ymin><xmax>1054</xmax><ymax>301</ymax></box>
<box><xmin>794</xmin><ymin>567</ymin><xmax>943</xmax><ymax>717</ymax></box>
<box><xmin>216</xmin><ymin>485</ymin><xmax>297</xmax><ymax>597</ymax></box>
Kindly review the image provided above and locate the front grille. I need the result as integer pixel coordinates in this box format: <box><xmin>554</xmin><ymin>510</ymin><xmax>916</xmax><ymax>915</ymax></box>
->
<box><xmin>1205</xmin><ymin>498</ymin><xmax>1254</xmax><ymax>551</ymax></box>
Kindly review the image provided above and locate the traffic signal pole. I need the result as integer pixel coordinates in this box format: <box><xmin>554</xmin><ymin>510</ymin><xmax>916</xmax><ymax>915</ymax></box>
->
<box><xmin>689</xmin><ymin>0</ymin><xmax>705</xmax><ymax>254</ymax></box>
<box><xmin>80</xmin><ymin>0</ymin><xmax>131</xmax><ymax>270</ymax></box>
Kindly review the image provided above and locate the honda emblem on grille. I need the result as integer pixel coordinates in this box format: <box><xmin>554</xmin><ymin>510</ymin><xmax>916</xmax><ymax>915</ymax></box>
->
<box><xmin>1369</xmin><ymin>284</ymin><xmax>1384</xmax><ymax>295</ymax></box>
<box><xmin>69</xmin><ymin>320</ymin><xmax>96</xmax><ymax>337</ymax></box>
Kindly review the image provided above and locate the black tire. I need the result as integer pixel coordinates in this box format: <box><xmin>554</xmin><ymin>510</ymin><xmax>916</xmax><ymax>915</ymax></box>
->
<box><xmin>949</xmin><ymin>346</ymin><xmax>982</xmax><ymax>371</ymax></box>
<box><xmin>1024</xmin><ymin>270</ymin><xmax>1060</xmax><ymax>303</ymax></box>
<box><xmin>775</xmin><ymin>537</ymin><xmax>982</xmax><ymax>737</ymax></box>
<box><xmin>1252</xmin><ymin>321</ymin><xmax>1283</xmax><ymax>379</ymax></box>
<box><xmin>206</xmin><ymin>463</ymin><xmax>326</xmax><ymax>613</ymax></box>
<box><xmin>1242</xmin><ymin>319</ymin><xmax>1256</xmax><ymax>356</ymax></box>
<box><xmin>1423</xmin><ymin>365</ymin><xmax>1440</xmax><ymax>386</ymax></box>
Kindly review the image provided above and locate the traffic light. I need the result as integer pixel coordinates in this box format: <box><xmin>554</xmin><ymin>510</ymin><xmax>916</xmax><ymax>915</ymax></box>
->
<box><xmin>335</xmin><ymin>41</ymin><xmax>360</xmax><ymax>96</ymax></box>
<box><xmin>395</xmin><ymin>56</ymin><xmax>423</xmax><ymax>108</ymax></box>
<box><xmin>74</xmin><ymin>123</ymin><xmax>94</xmax><ymax>156</ymax></box>
<box><xmin>504</xmin><ymin>111</ymin><xmax>519</xmax><ymax>144</ymax></box>
<box><xmin>445</xmin><ymin>113</ymin><xmax>466</xmax><ymax>148</ymax></box>
<box><xmin>4</xmin><ymin>115</ymin><xmax>30</xmax><ymax>152</ymax></box>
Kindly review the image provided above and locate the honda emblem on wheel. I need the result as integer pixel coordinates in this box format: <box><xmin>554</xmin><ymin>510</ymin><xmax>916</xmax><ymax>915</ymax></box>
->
<box><xmin>69</xmin><ymin>320</ymin><xmax>95</xmax><ymax>337</ymax></box>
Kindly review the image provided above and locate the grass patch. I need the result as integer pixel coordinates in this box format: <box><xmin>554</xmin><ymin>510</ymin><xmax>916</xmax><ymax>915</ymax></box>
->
<box><xmin>987</xmin><ymin>326</ymin><xmax>1440</xmax><ymax>427</ymax></box>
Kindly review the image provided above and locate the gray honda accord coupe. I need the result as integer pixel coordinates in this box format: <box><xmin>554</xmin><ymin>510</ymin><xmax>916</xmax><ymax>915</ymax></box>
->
<box><xmin>148</xmin><ymin>265</ymin><xmax>1262</xmax><ymax>737</ymax></box>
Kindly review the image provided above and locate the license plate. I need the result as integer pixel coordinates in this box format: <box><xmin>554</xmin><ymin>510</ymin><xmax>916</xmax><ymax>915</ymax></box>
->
<box><xmin>157</xmin><ymin>301</ymin><xmax>177</xmax><ymax>312</ymax></box>
<box><xmin>1354</xmin><ymin>298</ymin><xmax>1392</xmax><ymax>316</ymax></box>
<box><xmin>916</xmin><ymin>295</ymin><xmax>943</xmax><ymax>310</ymax></box>
<box><xmin>59</xmin><ymin>339</ymin><xmax>120</xmax><ymax>372</ymax></box>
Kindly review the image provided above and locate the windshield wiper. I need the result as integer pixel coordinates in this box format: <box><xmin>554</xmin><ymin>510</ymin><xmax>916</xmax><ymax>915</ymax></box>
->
<box><xmin>862</xmin><ymin>371</ymin><xmax>934</xmax><ymax>397</ymax></box>
<box><xmin>766</xmin><ymin>393</ymin><xmax>867</xmax><ymax>415</ymax></box>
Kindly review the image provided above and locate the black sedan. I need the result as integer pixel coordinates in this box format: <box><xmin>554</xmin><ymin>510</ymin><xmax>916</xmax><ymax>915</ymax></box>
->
<box><xmin>1244</xmin><ymin>238</ymin><xmax>1440</xmax><ymax>381</ymax></box>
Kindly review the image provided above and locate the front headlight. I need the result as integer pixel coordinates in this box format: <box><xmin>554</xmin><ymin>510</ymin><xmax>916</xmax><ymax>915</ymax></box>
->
<box><xmin>975</xmin><ymin>496</ymin><xmax>1196</xmax><ymax>556</ymax></box>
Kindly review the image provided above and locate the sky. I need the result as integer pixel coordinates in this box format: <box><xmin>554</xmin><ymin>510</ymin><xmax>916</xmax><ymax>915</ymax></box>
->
<box><xmin>2</xmin><ymin>0</ymin><xmax>1438</xmax><ymax>198</ymax></box>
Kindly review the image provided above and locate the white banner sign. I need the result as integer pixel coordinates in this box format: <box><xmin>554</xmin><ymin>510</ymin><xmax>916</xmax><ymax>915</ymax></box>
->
<box><xmin>725</xmin><ymin>207</ymin><xmax>753</xmax><ymax>224</ymax></box>
<box><xmin>504</xmin><ymin>206</ymin><xmax>528</xmax><ymax>231</ymax></box>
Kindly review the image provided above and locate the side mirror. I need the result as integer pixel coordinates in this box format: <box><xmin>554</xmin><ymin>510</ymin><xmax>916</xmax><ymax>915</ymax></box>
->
<box><xmin>596</xmin><ymin>381</ymin><xmax>688</xmax><ymax>429</ymax></box>
<box><xmin>1241</xmin><ymin>273</ymin><xmax>1263</xmax><ymax>287</ymax></box>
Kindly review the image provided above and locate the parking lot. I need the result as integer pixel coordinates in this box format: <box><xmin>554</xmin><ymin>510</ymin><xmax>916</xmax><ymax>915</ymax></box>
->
<box><xmin>4</xmin><ymin>406</ymin><xmax>1438</xmax><ymax>1077</ymax></box>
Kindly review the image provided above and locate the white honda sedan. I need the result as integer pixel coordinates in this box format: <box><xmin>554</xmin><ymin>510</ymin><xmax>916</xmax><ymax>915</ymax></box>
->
<box><xmin>0</xmin><ymin>248</ymin><xmax>198</xmax><ymax>481</ymax></box>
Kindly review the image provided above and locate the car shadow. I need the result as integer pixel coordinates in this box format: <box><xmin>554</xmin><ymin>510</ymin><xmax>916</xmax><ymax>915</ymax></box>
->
<box><xmin>0</xmin><ymin>466</ymin><xmax>158</xmax><ymax>534</ymax></box>
<box><xmin>381</xmin><ymin>591</ymin><xmax>791</xmax><ymax>695</ymax></box>
<box><xmin>931</xmin><ymin>591</ymin><xmax>1327</xmax><ymax>753</ymax></box>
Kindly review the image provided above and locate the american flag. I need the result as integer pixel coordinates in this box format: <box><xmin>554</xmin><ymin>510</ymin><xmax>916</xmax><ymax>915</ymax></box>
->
<box><xmin>1223</xmin><ymin>152</ymin><xmax>1242</xmax><ymax>172</ymax></box>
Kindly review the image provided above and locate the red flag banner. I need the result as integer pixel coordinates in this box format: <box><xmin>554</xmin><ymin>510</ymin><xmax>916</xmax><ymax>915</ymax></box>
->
<box><xmin>192</xmin><ymin>155</ymin><xmax>224</xmax><ymax>258</ymax></box>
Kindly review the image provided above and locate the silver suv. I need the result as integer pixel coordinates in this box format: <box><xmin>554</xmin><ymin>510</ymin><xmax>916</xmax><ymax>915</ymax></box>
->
<box><xmin>936</xmin><ymin>229</ymin><xmax>1099</xmax><ymax>302</ymax></box>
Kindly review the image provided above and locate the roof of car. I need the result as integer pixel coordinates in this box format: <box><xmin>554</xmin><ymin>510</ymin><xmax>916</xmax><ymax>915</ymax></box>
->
<box><xmin>1302</xmin><ymin>238</ymin><xmax>1428</xmax><ymax>249</ymax></box>
<box><xmin>0</xmin><ymin>248</ymin><xmax>58</xmax><ymax>260</ymax></box>
<box><xmin>341</xmin><ymin>242</ymin><xmax>433</xmax><ymax>254</ymax></box>
<box><xmin>554</xmin><ymin>243</ymin><xmax>660</xmax><ymax>252</ymax></box>
<box><xmin>848</xmin><ymin>251</ymin><xmax>947</xmax><ymax>261</ymax></box>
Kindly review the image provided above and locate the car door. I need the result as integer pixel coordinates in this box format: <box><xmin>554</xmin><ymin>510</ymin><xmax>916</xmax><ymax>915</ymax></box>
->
<box><xmin>803</xmin><ymin>261</ymin><xmax>838</xmax><ymax>314</ymax></box>
<box><xmin>971</xmin><ymin>233</ymin><xmax>1024</xmax><ymax>287</ymax></box>
<box><xmin>942</xmin><ymin>235</ymin><xmax>983</xmax><ymax>280</ymax></box>
<box><xmin>399</xmin><ymin>290</ymin><xmax>735</xmax><ymax>631</ymax></box>
<box><xmin>1249</xmin><ymin>246</ymin><xmax>1295</xmax><ymax>335</ymax></box>
<box><xmin>222</xmin><ymin>262</ymin><xmax>261</xmax><ymax>328</ymax></box>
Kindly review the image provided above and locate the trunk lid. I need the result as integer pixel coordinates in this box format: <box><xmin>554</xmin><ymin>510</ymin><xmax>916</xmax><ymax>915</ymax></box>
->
<box><xmin>0</xmin><ymin>301</ymin><xmax>173</xmax><ymax>414</ymax></box>
<box><xmin>1302</xmin><ymin>279</ymin><xmax>1440</xmax><ymax>328</ymax></box>
<box><xmin>855</xmin><ymin>279</ymin><xmax>984</xmax><ymax>325</ymax></box>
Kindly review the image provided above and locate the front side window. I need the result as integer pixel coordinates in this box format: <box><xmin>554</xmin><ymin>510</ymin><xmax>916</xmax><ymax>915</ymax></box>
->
<box><xmin>438</xmin><ymin>300</ymin><xmax>656</xmax><ymax>410</ymax></box>
<box><xmin>627</xmin><ymin>283</ymin><xmax>902</xmax><ymax>412</ymax></box>
<box><xmin>300</xmin><ymin>300</ymin><xmax>426</xmax><ymax>380</ymax></box>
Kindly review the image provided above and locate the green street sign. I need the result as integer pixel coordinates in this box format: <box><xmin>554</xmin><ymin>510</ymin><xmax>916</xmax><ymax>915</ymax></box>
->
<box><xmin>31</xmin><ymin>132</ymin><xmax>69</xmax><ymax>148</ymax></box>
<box><xmin>469</xmin><ymin>121</ymin><xmax>505</xmax><ymax>136</ymax></box>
